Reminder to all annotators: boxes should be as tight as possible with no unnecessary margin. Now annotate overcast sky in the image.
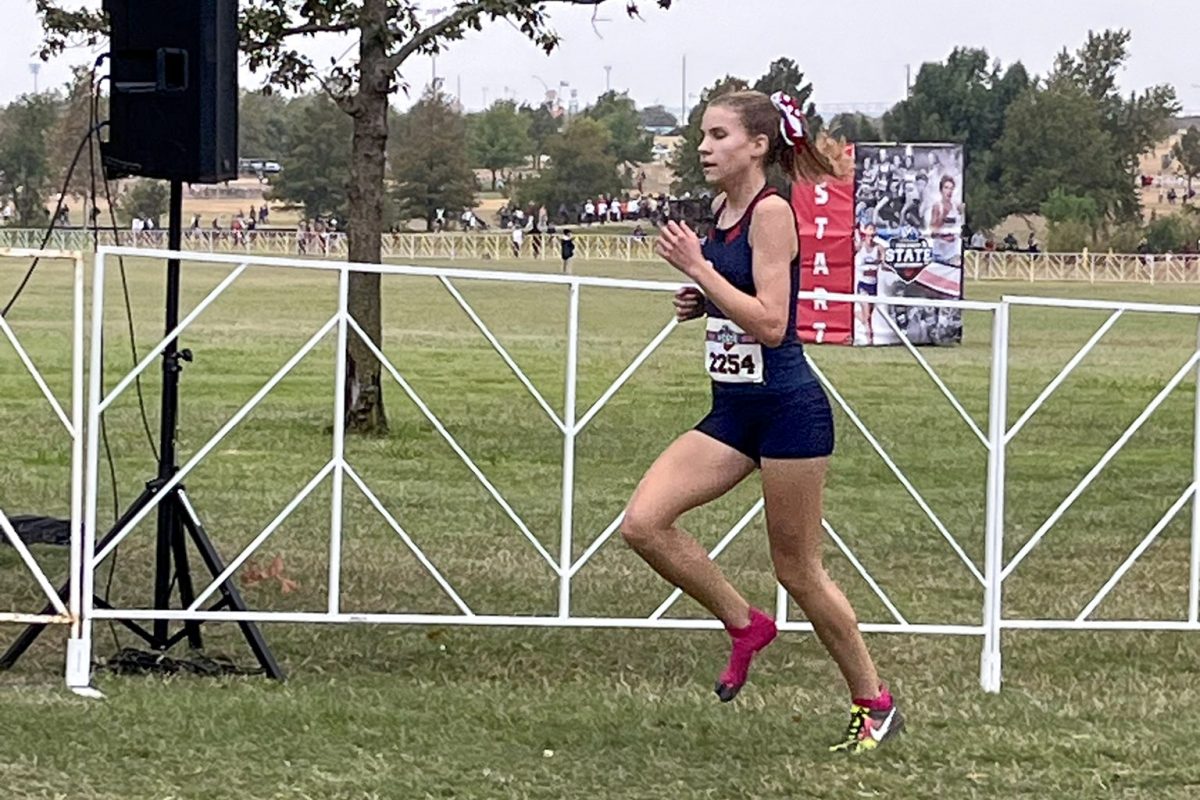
[4,0,1199,118]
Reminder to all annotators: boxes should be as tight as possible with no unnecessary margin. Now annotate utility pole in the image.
[604,65,612,93]
[681,54,687,124]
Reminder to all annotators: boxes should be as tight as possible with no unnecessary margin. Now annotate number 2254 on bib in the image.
[704,317,764,384]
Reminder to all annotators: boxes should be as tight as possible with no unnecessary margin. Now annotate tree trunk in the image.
[491,169,497,190]
[344,0,390,434]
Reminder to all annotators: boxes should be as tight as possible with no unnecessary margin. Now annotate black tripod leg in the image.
[166,497,204,650]
[92,597,156,645]
[153,490,175,647]
[176,491,285,681]
[0,487,159,671]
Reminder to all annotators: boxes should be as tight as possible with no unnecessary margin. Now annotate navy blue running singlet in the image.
[693,185,834,462]
[700,185,816,393]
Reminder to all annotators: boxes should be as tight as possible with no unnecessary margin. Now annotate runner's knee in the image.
[620,501,672,550]
[773,556,828,600]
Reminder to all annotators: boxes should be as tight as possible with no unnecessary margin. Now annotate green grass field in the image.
[3,253,1200,798]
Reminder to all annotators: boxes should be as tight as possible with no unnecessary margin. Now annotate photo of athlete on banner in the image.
[852,144,965,346]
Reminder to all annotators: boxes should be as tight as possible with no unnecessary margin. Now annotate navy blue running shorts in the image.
[694,381,835,463]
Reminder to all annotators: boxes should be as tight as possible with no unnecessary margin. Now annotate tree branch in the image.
[281,21,358,36]
[383,0,662,75]
[384,2,485,75]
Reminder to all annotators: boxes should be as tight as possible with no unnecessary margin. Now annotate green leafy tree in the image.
[392,88,477,231]
[1040,188,1102,229]
[0,92,60,226]
[998,79,1126,222]
[520,118,619,210]
[468,100,530,190]
[35,0,677,433]
[267,93,352,219]
[519,102,563,172]
[1144,213,1200,253]
[47,66,102,204]
[117,178,170,224]
[884,49,1027,153]
[1172,127,1200,195]
[669,75,748,194]
[883,48,1030,230]
[584,90,652,166]
[1050,30,1179,220]
[828,112,879,143]
[637,104,677,129]
[239,89,292,160]
[1039,188,1102,250]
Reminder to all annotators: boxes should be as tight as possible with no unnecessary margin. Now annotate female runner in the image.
[621,90,904,753]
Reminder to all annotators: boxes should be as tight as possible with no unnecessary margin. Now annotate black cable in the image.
[103,647,262,677]
[0,121,98,317]
[93,73,159,463]
[98,355,123,655]
[81,63,125,654]
[87,72,198,660]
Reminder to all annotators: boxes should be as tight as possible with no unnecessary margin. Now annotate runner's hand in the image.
[673,286,705,322]
[655,221,706,277]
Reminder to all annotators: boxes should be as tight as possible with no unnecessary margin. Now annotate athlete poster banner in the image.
[792,151,856,346]
[852,144,965,346]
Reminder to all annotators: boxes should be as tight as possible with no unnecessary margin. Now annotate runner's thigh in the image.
[625,430,756,528]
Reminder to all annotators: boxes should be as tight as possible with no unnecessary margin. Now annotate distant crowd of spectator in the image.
[966,229,1041,253]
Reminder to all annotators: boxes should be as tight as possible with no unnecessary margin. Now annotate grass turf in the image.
[2,253,1200,798]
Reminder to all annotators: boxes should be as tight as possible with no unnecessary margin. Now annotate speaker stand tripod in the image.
[1,180,284,681]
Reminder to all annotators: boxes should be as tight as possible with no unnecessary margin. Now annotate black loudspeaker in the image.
[101,0,238,184]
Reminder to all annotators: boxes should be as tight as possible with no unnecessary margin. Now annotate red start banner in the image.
[791,154,856,345]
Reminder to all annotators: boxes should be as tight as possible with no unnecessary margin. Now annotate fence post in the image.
[74,250,110,694]
[64,253,90,692]
[558,282,581,619]
[327,266,350,615]
[1190,316,1200,625]
[980,301,1009,693]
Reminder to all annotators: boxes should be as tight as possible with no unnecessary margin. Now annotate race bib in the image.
[705,317,764,384]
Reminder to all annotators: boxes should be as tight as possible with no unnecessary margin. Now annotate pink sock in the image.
[716,608,777,696]
[852,686,893,712]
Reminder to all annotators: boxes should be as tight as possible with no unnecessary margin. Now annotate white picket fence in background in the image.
[1,230,1198,282]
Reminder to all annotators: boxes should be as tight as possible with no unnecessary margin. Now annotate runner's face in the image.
[698,105,764,186]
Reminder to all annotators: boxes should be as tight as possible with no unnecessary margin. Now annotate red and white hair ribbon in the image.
[770,91,807,150]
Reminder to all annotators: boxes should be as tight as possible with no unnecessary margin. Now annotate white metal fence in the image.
[3,245,1199,694]
[969,250,1200,284]
[0,229,659,263]
[0,250,86,649]
[2,229,1198,282]
[998,296,1200,642]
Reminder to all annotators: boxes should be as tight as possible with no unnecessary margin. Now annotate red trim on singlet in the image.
[714,185,777,244]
